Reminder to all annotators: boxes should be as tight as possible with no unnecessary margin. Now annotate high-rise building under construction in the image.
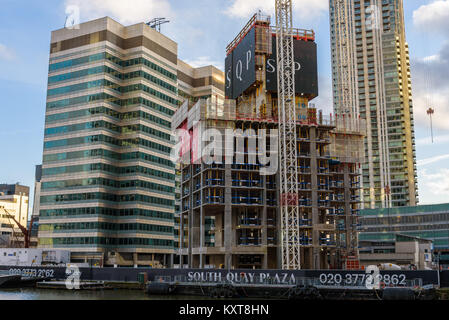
[329,0,418,209]
[173,13,365,270]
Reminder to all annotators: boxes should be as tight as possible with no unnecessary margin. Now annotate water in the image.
[0,288,206,300]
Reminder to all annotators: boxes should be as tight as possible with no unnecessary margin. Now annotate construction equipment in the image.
[427,108,435,143]
[0,206,33,248]
[275,0,300,270]
[147,18,170,33]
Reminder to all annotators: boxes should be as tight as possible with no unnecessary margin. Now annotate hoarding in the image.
[266,37,318,98]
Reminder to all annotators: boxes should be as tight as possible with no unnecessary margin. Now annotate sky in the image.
[0,0,448,212]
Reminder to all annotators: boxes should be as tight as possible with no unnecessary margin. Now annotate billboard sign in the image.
[266,37,318,98]
[226,31,318,99]
[225,27,256,99]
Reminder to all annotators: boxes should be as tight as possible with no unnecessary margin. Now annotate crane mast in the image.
[333,0,359,118]
[275,0,300,270]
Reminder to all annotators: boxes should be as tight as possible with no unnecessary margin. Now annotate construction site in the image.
[173,2,366,270]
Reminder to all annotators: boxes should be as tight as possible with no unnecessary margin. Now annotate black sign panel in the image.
[0,266,441,287]
[266,37,318,98]
[225,27,256,99]
[225,52,234,98]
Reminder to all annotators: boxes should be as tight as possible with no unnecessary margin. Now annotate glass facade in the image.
[360,204,449,250]
[39,17,225,267]
[39,21,179,266]
[329,0,418,209]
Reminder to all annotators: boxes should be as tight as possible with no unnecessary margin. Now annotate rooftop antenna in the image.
[147,18,170,33]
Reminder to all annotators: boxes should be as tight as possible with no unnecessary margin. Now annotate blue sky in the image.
[0,0,449,211]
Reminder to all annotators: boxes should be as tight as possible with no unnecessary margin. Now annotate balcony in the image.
[232,196,262,206]
[205,196,225,205]
[238,218,262,228]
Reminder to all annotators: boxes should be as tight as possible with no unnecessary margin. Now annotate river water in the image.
[0,288,206,300]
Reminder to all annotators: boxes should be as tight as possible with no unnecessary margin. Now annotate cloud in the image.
[411,2,449,131]
[312,75,333,115]
[183,56,224,71]
[411,43,449,131]
[224,0,328,22]
[0,44,15,61]
[65,0,173,25]
[416,134,449,146]
[413,0,449,35]
[419,168,449,196]
[417,154,449,166]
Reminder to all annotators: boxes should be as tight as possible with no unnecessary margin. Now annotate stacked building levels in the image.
[173,14,365,270]
[329,0,418,209]
[39,17,224,267]
[173,62,225,267]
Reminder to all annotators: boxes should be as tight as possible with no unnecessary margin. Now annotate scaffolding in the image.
[172,96,237,131]
[330,115,366,164]
[174,2,365,270]
[270,26,315,42]
[226,12,272,56]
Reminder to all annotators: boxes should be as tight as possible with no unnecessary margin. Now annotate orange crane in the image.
[0,206,33,248]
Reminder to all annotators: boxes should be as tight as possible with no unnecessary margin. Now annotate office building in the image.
[360,203,449,266]
[38,17,224,267]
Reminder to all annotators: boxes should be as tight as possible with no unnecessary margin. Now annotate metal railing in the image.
[270,27,315,41]
[226,13,271,55]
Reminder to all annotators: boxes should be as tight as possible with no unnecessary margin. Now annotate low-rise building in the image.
[0,184,30,248]
[360,203,449,267]
[359,234,433,270]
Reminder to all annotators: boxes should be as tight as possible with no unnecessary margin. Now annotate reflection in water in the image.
[0,288,207,300]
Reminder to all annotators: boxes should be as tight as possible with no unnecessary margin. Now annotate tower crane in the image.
[0,206,33,248]
[427,108,435,144]
[275,0,301,270]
